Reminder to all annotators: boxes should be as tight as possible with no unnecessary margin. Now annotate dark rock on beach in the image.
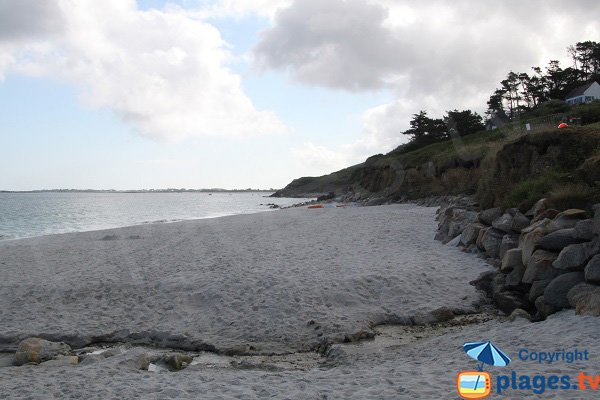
[536,228,585,251]
[499,234,519,260]
[553,237,600,270]
[573,219,595,241]
[15,338,72,366]
[523,249,559,284]
[478,208,502,226]
[476,227,505,259]
[585,255,600,284]
[568,283,600,316]
[492,213,514,233]
[460,222,485,246]
[544,272,586,309]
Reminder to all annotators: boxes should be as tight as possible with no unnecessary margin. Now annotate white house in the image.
[565,81,600,105]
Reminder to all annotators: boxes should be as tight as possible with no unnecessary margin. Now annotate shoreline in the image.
[0,192,316,242]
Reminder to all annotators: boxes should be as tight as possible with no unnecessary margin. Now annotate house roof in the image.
[565,81,599,99]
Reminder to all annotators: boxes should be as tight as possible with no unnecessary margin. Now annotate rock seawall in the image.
[436,199,600,320]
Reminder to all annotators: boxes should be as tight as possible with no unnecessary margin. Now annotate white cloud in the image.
[292,142,354,176]
[0,0,286,140]
[258,0,600,172]
[292,100,415,176]
[255,0,600,97]
[195,0,292,21]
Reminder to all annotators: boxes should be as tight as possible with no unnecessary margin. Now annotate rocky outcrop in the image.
[585,255,600,284]
[501,248,522,272]
[543,272,586,309]
[460,222,485,246]
[435,206,478,244]
[523,250,559,284]
[476,227,505,259]
[437,201,600,320]
[14,338,72,366]
[519,219,555,266]
[553,238,600,270]
[568,283,600,316]
[536,229,585,251]
[479,208,502,226]
[574,219,595,240]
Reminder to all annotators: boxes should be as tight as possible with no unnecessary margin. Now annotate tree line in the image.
[487,41,600,119]
[399,41,599,149]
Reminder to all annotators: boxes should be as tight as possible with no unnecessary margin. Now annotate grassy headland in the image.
[273,123,600,212]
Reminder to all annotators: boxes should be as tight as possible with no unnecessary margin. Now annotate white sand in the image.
[1,204,599,399]
[0,204,489,353]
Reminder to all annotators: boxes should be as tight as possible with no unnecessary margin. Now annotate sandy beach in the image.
[1,204,599,399]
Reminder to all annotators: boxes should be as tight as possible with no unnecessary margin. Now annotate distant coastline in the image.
[0,188,277,194]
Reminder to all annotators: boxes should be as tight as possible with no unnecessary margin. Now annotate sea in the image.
[0,192,312,241]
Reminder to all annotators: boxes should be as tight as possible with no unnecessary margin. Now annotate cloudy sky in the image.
[1,0,598,190]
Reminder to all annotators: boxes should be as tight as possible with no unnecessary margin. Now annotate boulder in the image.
[14,338,72,366]
[108,348,150,371]
[435,210,453,242]
[447,210,478,238]
[525,198,548,218]
[536,229,585,251]
[543,272,586,309]
[548,209,587,231]
[476,227,505,259]
[523,249,559,284]
[573,219,595,241]
[584,255,600,284]
[567,283,600,316]
[40,355,79,367]
[519,218,556,265]
[528,279,552,302]
[478,208,502,226]
[436,208,477,243]
[510,211,531,233]
[552,237,600,270]
[505,263,526,288]
[501,248,523,272]
[499,234,519,260]
[492,213,514,233]
[446,235,461,247]
[535,296,561,319]
[594,204,600,236]
[460,222,485,246]
[532,209,560,224]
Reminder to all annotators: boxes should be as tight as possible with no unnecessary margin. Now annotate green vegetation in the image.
[389,129,506,168]
[503,170,562,209]
[276,41,600,209]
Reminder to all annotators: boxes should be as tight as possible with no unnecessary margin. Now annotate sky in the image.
[1,0,599,190]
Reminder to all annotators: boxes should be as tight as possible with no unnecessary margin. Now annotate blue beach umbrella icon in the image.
[463,341,511,371]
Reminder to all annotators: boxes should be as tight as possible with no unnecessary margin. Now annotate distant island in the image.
[0,188,278,193]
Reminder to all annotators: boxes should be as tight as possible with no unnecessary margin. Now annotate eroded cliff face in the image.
[479,130,600,208]
[273,128,600,206]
